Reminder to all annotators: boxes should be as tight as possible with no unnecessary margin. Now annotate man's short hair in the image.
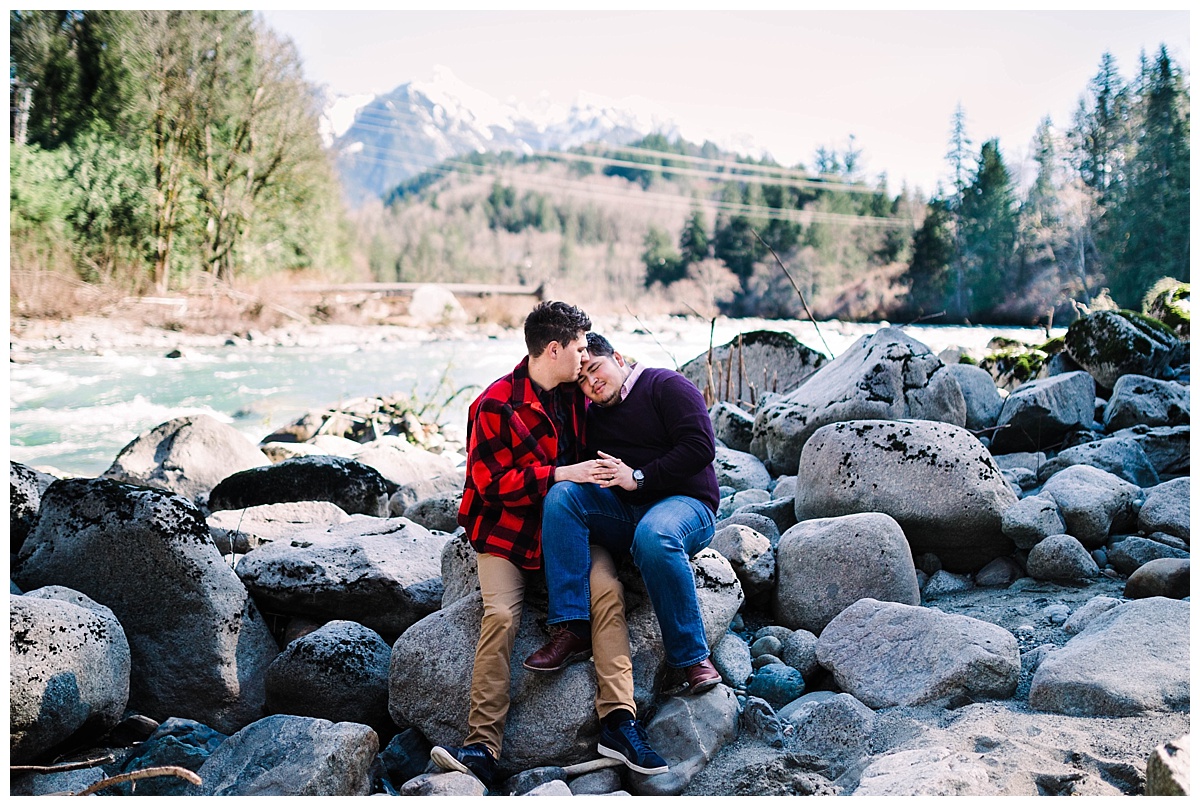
[524,301,591,357]
[585,332,615,358]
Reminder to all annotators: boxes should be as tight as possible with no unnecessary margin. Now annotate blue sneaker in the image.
[430,743,497,790]
[598,719,669,775]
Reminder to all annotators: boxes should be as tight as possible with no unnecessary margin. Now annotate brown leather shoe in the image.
[685,657,722,694]
[523,625,592,672]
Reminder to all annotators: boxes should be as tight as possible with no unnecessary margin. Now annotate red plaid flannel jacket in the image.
[457,356,586,570]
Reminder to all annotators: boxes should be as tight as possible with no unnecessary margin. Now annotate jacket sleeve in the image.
[641,373,716,487]
[467,397,555,508]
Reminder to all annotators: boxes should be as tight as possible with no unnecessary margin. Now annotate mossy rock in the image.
[1064,310,1184,389]
[977,348,1048,392]
[1142,280,1190,339]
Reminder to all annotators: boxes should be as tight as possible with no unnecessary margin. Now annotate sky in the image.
[262,6,1192,197]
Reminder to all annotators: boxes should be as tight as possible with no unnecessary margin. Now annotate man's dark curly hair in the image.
[585,332,615,358]
[524,301,591,357]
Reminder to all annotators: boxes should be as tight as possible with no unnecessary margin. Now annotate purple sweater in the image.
[585,367,720,513]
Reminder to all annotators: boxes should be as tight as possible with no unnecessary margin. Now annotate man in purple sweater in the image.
[524,332,723,711]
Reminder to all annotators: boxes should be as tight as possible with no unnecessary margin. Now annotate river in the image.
[9,317,1059,477]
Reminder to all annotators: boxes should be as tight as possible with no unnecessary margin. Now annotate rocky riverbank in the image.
[9,309,1190,796]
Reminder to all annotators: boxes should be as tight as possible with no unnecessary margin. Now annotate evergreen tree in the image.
[958,140,1018,320]
[641,225,684,287]
[1070,52,1128,203]
[903,197,955,317]
[677,207,710,269]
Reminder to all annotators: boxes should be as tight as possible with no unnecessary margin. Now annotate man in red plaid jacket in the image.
[431,301,667,788]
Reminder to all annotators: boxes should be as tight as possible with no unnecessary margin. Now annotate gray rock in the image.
[111,717,227,796]
[711,632,753,688]
[1036,437,1160,488]
[209,454,389,516]
[352,436,458,491]
[713,512,780,548]
[772,475,797,499]
[1064,310,1185,389]
[506,766,567,795]
[752,652,784,669]
[1146,734,1190,796]
[1062,596,1120,634]
[739,696,785,747]
[1040,465,1141,548]
[1110,424,1190,478]
[1145,531,1189,551]
[13,478,277,733]
[569,767,624,795]
[991,371,1096,453]
[753,624,794,643]
[103,414,269,506]
[236,516,450,639]
[403,491,463,533]
[992,451,1047,472]
[774,512,919,634]
[10,766,106,796]
[207,500,351,554]
[710,524,775,598]
[853,746,1001,796]
[1001,466,1037,492]
[1026,534,1099,581]
[710,401,755,453]
[195,714,378,795]
[750,634,784,658]
[730,488,771,509]
[439,533,481,607]
[816,598,1019,708]
[378,728,432,790]
[713,445,772,492]
[1001,495,1067,550]
[10,461,56,554]
[795,420,1017,572]
[9,591,130,762]
[747,663,806,708]
[734,496,798,536]
[785,692,876,777]
[945,363,1004,431]
[1125,559,1190,600]
[265,620,393,735]
[388,471,465,517]
[974,556,1023,587]
[1103,374,1190,431]
[524,779,573,795]
[780,629,820,680]
[402,771,487,796]
[1029,597,1189,716]
[680,329,826,408]
[1107,535,1190,576]
[1139,477,1190,540]
[408,284,468,325]
[921,570,975,598]
[750,327,966,475]
[630,686,741,796]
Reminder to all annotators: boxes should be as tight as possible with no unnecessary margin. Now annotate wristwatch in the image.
[633,469,645,490]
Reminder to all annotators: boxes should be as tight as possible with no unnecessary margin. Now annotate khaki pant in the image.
[466,546,635,759]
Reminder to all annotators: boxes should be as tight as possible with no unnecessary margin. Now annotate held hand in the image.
[556,459,607,485]
[596,451,636,491]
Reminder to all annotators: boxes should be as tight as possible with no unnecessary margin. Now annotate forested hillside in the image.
[9,10,1189,325]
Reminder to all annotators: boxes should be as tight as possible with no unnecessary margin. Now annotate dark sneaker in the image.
[430,743,497,790]
[685,657,722,694]
[523,624,592,672]
[598,719,669,775]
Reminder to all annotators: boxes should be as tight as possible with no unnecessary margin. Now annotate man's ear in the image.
[612,351,625,367]
[546,340,561,359]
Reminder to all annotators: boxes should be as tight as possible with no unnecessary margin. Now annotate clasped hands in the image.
[557,450,636,490]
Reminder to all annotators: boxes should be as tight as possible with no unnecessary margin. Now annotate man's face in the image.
[554,334,590,384]
[578,353,626,407]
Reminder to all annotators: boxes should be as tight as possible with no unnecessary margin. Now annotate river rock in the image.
[816,598,1019,708]
[1000,495,1066,550]
[853,745,1000,796]
[569,767,624,795]
[1064,310,1185,389]
[1062,596,1121,634]
[713,512,781,548]
[711,632,753,688]
[1028,596,1189,716]
[629,686,741,796]
[402,771,487,796]
[750,327,965,474]
[1106,535,1190,576]
[1125,558,1189,600]
[208,455,389,516]
[1039,465,1141,548]
[710,524,774,598]
[710,401,756,453]
[388,471,465,517]
[780,629,820,680]
[207,500,351,554]
[408,283,468,325]
[945,363,1004,431]
[13,478,277,733]
[110,717,227,796]
[733,496,798,536]
[795,420,1017,572]
[10,461,56,554]
[1103,375,1190,432]
[747,663,806,708]
[236,516,450,640]
[680,329,826,407]
[786,692,876,777]
[921,570,975,598]
[1110,424,1190,478]
[1025,534,1099,581]
[439,533,481,607]
[351,436,458,491]
[1146,734,1190,796]
[1036,436,1160,488]
[9,590,131,762]
[1139,477,1190,540]
[195,714,378,796]
[103,414,269,506]
[990,371,1096,453]
[265,620,393,736]
[993,451,1047,472]
[973,556,1024,587]
[713,445,772,492]
[403,491,463,533]
[774,512,920,634]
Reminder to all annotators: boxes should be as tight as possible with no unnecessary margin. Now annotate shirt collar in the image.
[619,362,645,402]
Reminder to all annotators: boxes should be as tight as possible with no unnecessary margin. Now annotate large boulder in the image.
[713,445,772,492]
[629,686,742,796]
[13,478,278,733]
[402,492,463,533]
[1139,477,1190,540]
[1001,495,1067,550]
[207,500,352,555]
[265,620,393,737]
[750,327,965,474]
[853,746,1002,796]
[1125,559,1190,600]
[1146,734,1191,796]
[990,371,1096,453]
[351,436,459,491]
[389,471,465,517]
[109,717,226,796]
[1039,465,1141,549]
[1143,280,1190,338]
[208,455,389,516]
[1025,534,1099,581]
[774,512,920,634]
[103,414,268,505]
[1035,436,1160,488]
[816,598,1019,708]
[1064,310,1185,389]
[10,461,56,555]
[1103,375,1190,432]
[944,363,1004,431]
[710,524,775,599]
[10,589,130,762]
[795,420,1018,572]
[408,283,468,326]
[1029,597,1189,716]
[679,329,826,408]
[710,402,755,453]
[195,714,378,796]
[236,517,450,640]
[1110,424,1190,479]
[1107,536,1190,576]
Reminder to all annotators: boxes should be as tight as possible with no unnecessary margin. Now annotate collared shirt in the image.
[619,361,646,402]
[457,357,587,570]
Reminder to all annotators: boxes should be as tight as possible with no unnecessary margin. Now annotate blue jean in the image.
[541,481,715,668]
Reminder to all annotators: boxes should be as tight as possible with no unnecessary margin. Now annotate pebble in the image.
[1043,604,1071,624]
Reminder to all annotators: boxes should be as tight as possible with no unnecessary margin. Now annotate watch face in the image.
[633,470,644,480]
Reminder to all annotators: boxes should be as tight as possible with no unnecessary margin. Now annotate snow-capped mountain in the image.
[326,66,760,206]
